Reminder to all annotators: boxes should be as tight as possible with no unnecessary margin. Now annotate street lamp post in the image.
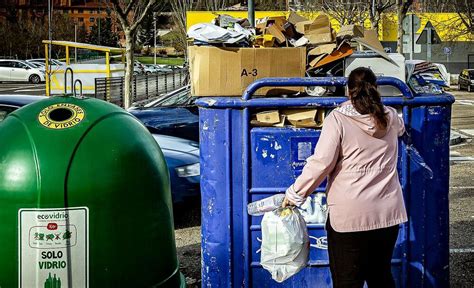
[154,12,157,66]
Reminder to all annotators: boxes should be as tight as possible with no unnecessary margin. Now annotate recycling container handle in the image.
[74,79,83,98]
[242,76,413,100]
[64,67,74,95]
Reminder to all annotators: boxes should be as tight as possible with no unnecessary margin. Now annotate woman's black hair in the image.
[347,67,388,130]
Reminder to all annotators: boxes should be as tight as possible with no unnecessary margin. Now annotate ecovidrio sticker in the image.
[18,207,89,288]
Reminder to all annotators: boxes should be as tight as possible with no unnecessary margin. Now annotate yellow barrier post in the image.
[106,51,111,101]
[65,45,70,65]
[44,44,50,96]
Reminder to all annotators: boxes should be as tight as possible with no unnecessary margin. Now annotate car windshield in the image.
[148,86,194,107]
[22,62,37,69]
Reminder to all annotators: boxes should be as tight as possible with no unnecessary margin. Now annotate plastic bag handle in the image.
[241,76,413,100]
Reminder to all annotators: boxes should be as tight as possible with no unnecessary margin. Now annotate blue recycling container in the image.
[196,77,454,288]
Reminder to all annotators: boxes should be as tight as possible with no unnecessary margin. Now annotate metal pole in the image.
[248,0,255,28]
[74,23,77,63]
[98,0,101,45]
[48,0,52,96]
[154,12,157,66]
[409,14,414,60]
[427,27,432,62]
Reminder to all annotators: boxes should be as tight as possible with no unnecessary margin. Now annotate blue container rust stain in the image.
[197,77,454,287]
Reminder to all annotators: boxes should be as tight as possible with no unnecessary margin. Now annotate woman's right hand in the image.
[282,196,296,208]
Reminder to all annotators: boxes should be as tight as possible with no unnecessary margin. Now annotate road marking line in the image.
[450,186,474,189]
[455,100,474,106]
[14,89,45,92]
[450,156,474,161]
[0,85,40,92]
[450,248,474,253]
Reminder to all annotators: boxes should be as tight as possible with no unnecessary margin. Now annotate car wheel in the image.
[29,74,41,84]
[146,71,151,75]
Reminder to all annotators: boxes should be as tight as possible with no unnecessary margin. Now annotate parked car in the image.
[23,61,46,73]
[144,64,158,75]
[0,95,200,203]
[0,59,45,83]
[27,58,64,66]
[133,61,145,75]
[459,69,474,92]
[129,85,199,142]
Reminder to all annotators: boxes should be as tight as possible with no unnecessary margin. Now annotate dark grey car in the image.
[459,69,474,92]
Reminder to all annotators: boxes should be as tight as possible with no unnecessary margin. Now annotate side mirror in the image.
[25,66,31,70]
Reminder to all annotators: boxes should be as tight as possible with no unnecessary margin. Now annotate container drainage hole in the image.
[49,108,73,122]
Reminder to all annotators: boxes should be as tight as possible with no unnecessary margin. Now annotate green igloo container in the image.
[0,96,185,287]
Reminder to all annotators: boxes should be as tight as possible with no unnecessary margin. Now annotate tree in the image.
[170,0,200,58]
[443,0,473,41]
[369,1,396,33]
[87,15,120,47]
[109,0,160,108]
[396,0,414,53]
[137,12,155,47]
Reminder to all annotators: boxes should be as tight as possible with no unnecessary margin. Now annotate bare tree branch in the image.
[130,0,158,32]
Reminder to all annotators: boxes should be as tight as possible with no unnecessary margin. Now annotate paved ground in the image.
[0,82,46,96]
[2,82,471,286]
[174,88,474,287]
[448,88,474,287]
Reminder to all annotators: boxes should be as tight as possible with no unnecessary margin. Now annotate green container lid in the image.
[0,96,185,287]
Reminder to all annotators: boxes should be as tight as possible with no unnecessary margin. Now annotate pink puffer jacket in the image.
[286,101,408,232]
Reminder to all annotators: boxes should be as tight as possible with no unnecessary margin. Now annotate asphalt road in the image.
[0,82,46,96]
[174,88,474,287]
[2,82,472,286]
[448,88,474,287]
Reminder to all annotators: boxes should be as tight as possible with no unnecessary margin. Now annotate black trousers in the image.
[326,217,399,288]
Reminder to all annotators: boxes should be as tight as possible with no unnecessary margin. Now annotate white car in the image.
[27,58,64,66]
[0,60,45,83]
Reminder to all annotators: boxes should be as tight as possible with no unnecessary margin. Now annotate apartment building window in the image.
[90,17,95,23]
[78,17,84,22]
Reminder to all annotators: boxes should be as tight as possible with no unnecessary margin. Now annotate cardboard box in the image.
[266,25,287,44]
[283,109,325,128]
[337,25,364,38]
[256,110,280,124]
[308,43,337,56]
[252,111,286,127]
[189,46,306,97]
[296,14,335,45]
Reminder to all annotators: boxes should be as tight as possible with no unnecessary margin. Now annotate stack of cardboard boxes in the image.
[188,12,407,128]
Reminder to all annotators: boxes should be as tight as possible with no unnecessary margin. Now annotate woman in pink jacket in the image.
[284,67,408,287]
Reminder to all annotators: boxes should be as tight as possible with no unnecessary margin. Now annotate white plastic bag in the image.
[299,193,327,224]
[260,208,309,283]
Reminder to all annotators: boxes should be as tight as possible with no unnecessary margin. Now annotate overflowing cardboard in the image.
[337,25,364,39]
[308,43,337,56]
[312,42,353,68]
[353,30,391,62]
[298,14,335,45]
[188,12,407,97]
[188,46,306,97]
[287,12,309,26]
[266,25,287,44]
